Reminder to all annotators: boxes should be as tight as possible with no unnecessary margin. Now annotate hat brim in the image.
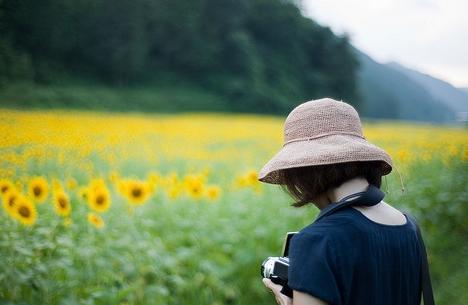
[258,134,393,185]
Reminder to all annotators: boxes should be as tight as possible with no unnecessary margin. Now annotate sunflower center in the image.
[58,197,67,208]
[8,196,17,207]
[1,185,9,193]
[18,206,31,218]
[33,186,42,196]
[96,195,105,205]
[132,188,142,198]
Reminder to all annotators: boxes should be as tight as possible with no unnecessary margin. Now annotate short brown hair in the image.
[279,161,384,207]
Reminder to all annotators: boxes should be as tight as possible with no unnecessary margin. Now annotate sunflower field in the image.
[0,108,467,305]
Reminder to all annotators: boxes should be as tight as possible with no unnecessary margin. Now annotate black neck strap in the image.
[315,184,385,222]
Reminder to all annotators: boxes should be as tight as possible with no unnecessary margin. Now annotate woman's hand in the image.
[263,278,293,305]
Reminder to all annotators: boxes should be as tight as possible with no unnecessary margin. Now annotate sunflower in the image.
[53,189,71,217]
[88,178,106,191]
[245,170,259,185]
[87,186,111,212]
[184,176,204,199]
[15,196,37,226]
[0,179,14,197]
[205,185,221,201]
[233,170,260,189]
[146,172,160,193]
[2,188,19,218]
[28,176,49,203]
[87,212,104,229]
[78,187,88,200]
[125,179,151,205]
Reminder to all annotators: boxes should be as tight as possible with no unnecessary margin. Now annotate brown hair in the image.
[279,161,384,207]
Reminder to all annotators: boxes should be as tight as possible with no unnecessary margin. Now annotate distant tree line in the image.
[0,0,360,113]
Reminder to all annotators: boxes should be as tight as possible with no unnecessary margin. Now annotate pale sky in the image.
[300,0,468,88]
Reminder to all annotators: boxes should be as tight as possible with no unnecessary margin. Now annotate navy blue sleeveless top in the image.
[288,206,422,305]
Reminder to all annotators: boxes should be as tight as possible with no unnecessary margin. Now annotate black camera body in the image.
[261,256,290,286]
[260,232,297,298]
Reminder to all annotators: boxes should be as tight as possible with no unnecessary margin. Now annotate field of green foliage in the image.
[0,109,467,305]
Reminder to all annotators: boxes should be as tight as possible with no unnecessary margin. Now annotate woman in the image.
[257,98,425,305]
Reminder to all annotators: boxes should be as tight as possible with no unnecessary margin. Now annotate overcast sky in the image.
[300,0,468,88]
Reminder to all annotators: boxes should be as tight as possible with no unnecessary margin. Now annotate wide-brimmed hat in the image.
[258,97,393,184]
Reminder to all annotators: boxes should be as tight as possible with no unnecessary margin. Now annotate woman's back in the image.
[287,205,422,305]
[257,99,430,304]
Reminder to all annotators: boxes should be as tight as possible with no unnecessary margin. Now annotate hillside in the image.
[354,50,455,123]
[387,62,468,115]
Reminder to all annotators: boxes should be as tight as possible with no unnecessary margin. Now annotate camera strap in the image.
[314,184,384,222]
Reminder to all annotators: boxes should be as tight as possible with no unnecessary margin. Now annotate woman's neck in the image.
[328,176,370,203]
[314,177,370,210]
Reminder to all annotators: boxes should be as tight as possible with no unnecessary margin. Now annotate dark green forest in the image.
[0,0,360,114]
[0,0,461,122]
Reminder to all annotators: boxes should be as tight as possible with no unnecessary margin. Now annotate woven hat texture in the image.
[258,97,393,184]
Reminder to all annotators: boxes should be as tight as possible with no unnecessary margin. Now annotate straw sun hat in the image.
[258,97,394,185]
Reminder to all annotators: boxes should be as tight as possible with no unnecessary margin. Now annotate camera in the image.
[261,232,297,298]
[261,256,290,286]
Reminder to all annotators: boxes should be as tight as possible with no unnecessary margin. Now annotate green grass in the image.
[0,82,230,114]
[1,157,467,305]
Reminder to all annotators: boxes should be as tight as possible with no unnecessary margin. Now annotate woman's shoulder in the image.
[298,207,362,238]
[291,211,359,258]
[289,212,361,273]
[294,206,421,254]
